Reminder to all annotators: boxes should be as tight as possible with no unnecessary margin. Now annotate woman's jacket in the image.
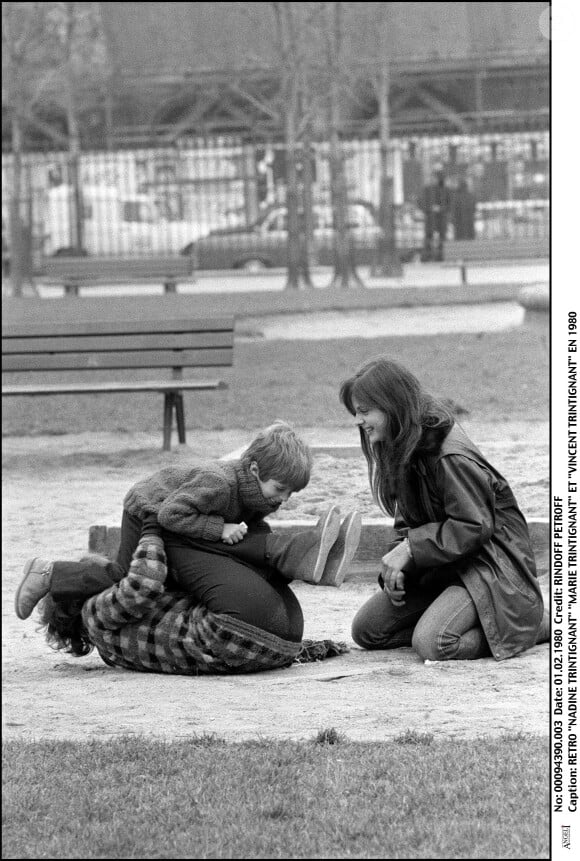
[395,423,543,660]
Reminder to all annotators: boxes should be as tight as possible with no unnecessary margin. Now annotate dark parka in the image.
[395,423,543,661]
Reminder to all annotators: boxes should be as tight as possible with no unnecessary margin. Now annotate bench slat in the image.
[446,251,548,261]
[43,256,192,269]
[446,246,547,257]
[43,276,190,288]
[2,317,233,339]
[2,380,227,396]
[3,348,233,372]
[444,238,548,262]
[42,256,193,278]
[42,269,192,281]
[3,331,234,355]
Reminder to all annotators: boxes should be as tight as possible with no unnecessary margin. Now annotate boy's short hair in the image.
[241,420,312,491]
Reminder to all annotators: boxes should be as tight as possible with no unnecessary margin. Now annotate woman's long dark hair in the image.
[340,357,454,515]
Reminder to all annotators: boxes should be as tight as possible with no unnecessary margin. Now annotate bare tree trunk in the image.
[374,62,402,277]
[103,79,114,152]
[300,131,315,276]
[285,111,305,289]
[278,2,312,290]
[295,85,314,287]
[243,143,260,225]
[326,2,364,289]
[65,3,84,253]
[68,149,84,253]
[9,111,24,297]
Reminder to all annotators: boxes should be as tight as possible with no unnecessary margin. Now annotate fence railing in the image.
[2,130,549,281]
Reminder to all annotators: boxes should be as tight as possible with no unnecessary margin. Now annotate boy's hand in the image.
[221,522,248,545]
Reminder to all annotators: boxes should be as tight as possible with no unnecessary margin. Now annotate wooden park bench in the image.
[443,236,549,286]
[2,317,234,451]
[41,254,195,297]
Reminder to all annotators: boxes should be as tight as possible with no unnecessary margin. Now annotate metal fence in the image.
[2,129,549,277]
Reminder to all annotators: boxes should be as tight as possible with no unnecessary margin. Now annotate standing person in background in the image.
[419,168,451,261]
[339,356,548,662]
[452,178,477,240]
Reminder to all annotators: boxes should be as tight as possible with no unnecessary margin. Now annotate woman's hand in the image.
[221,521,248,545]
[381,540,413,606]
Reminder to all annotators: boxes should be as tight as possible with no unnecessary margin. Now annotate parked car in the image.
[182,200,423,270]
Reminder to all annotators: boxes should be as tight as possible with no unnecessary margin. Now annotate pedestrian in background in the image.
[452,178,477,240]
[419,167,452,261]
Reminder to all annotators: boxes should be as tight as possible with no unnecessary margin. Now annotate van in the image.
[44,185,197,257]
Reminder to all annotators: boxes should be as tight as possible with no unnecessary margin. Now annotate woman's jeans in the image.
[351,581,491,661]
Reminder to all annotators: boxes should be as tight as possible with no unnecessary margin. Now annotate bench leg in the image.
[164,280,177,294]
[460,262,467,286]
[64,283,79,297]
[175,393,186,445]
[163,393,174,451]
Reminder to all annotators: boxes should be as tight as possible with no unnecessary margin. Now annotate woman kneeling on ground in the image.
[340,356,548,662]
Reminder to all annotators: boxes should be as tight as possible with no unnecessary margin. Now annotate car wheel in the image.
[241,258,267,272]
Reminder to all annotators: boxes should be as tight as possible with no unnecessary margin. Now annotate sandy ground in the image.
[2,419,549,743]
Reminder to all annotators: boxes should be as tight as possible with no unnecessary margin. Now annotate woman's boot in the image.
[265,506,341,583]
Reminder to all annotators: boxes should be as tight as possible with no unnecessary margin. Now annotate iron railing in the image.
[2,129,549,280]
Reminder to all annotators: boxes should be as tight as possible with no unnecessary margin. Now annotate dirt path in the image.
[2,421,549,742]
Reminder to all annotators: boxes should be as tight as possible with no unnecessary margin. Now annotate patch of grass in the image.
[2,733,549,859]
[2,325,548,438]
[313,726,345,745]
[393,729,435,745]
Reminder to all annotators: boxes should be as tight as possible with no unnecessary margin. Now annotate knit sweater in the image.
[122,459,280,542]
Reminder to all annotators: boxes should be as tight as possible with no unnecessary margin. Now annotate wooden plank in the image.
[456,248,544,255]
[454,250,547,261]
[2,317,234,339]
[42,275,189,286]
[446,251,545,261]
[43,272,192,282]
[2,347,233,372]
[44,255,192,266]
[444,238,548,261]
[2,380,227,396]
[446,243,545,254]
[451,238,543,246]
[3,331,234,355]
[43,257,192,275]
[43,266,192,279]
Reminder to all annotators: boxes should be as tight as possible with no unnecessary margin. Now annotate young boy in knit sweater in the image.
[122,419,310,548]
[16,421,363,625]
